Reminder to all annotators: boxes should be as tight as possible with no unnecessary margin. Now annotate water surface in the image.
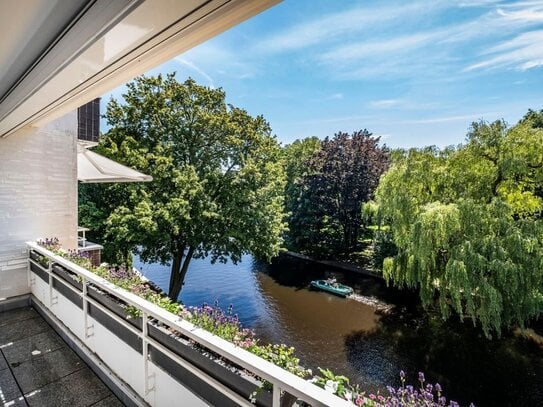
[134,254,543,406]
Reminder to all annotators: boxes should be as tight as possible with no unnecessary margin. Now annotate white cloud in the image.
[169,0,543,86]
[174,57,215,88]
[319,32,436,64]
[456,0,505,7]
[283,114,375,126]
[401,113,496,124]
[276,0,543,80]
[496,6,543,21]
[177,42,258,80]
[257,1,448,53]
[465,30,543,71]
[369,99,402,108]
[330,93,343,100]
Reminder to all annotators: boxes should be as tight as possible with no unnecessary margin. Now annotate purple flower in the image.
[400,370,405,379]
[435,383,442,393]
[418,372,425,383]
[424,390,434,401]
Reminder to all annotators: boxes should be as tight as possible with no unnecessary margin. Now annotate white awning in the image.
[77,145,152,183]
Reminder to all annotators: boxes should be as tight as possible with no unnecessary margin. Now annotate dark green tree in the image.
[289,131,390,257]
[81,74,286,300]
[375,111,543,336]
[282,137,321,249]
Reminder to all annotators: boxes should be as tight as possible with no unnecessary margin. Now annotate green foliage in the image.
[283,137,321,249]
[80,74,287,300]
[249,343,310,379]
[312,367,352,398]
[287,131,390,257]
[375,111,543,336]
[371,229,397,271]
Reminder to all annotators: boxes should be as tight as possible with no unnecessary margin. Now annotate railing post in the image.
[82,276,94,339]
[27,250,35,287]
[273,384,281,407]
[48,258,57,306]
[142,311,154,396]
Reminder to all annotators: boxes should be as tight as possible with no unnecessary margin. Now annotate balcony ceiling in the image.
[0,0,280,138]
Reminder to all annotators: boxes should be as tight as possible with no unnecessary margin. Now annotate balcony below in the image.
[0,306,123,407]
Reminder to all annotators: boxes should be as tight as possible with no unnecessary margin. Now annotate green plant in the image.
[249,343,310,379]
[312,367,353,399]
[372,229,397,271]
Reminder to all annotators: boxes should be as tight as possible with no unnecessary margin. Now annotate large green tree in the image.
[282,137,321,249]
[288,131,390,257]
[81,74,286,300]
[375,111,543,336]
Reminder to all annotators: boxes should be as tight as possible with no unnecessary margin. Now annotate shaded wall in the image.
[0,112,77,300]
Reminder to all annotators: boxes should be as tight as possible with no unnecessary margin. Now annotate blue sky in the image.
[102,0,543,148]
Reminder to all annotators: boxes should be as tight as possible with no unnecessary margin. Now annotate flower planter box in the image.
[148,342,241,407]
[52,277,83,309]
[87,301,143,353]
[148,322,272,407]
[87,285,143,330]
[29,260,49,284]
[52,264,83,291]
[30,250,49,268]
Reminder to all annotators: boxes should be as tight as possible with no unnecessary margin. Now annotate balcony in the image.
[17,242,351,406]
[0,306,122,406]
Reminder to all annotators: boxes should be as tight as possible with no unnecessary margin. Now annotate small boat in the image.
[310,279,353,297]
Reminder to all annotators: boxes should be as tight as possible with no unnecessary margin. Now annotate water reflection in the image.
[134,254,543,407]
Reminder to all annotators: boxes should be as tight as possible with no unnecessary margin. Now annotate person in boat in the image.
[327,277,339,287]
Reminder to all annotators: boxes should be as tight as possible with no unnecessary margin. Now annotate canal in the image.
[134,254,543,407]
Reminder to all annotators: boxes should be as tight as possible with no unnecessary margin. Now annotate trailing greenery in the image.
[285,131,390,257]
[374,110,543,337]
[80,74,287,301]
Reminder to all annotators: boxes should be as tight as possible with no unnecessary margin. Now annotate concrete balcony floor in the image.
[0,307,123,407]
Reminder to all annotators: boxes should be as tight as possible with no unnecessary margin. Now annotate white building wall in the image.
[0,112,77,300]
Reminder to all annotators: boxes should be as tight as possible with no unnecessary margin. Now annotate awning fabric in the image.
[77,145,152,183]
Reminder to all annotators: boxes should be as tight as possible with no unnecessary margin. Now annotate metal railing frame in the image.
[26,242,352,407]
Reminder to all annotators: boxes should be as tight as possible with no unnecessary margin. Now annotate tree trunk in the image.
[167,246,195,301]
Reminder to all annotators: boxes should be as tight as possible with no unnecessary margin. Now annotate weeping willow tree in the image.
[375,110,543,337]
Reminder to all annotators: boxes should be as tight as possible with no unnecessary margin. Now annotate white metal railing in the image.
[26,242,352,407]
